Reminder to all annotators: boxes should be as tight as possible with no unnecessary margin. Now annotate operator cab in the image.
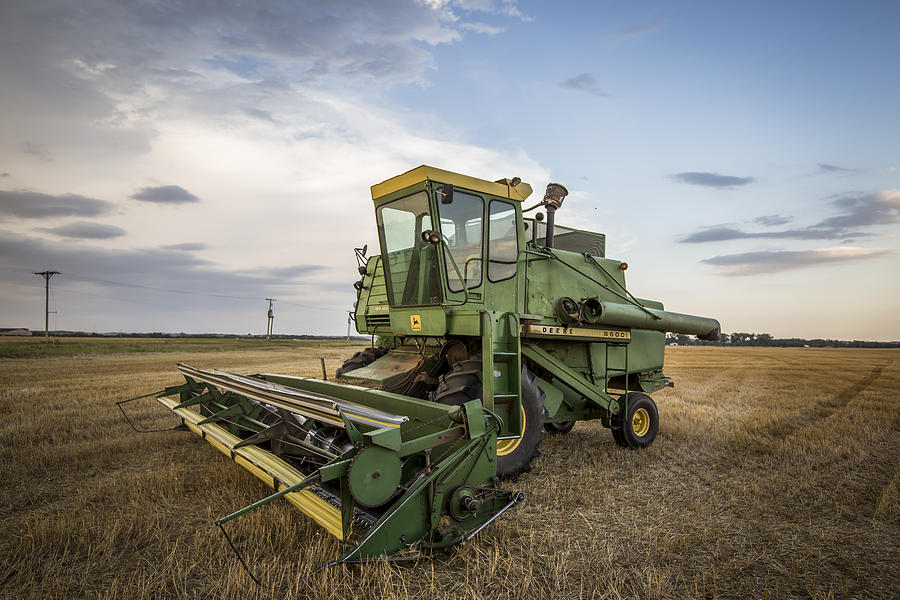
[372,166,530,315]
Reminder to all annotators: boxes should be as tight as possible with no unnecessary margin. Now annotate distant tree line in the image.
[43,330,368,341]
[36,330,899,348]
[665,332,900,348]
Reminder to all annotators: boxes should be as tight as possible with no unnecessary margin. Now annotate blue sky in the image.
[0,1,898,339]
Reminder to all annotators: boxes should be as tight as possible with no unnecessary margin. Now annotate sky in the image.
[0,0,898,340]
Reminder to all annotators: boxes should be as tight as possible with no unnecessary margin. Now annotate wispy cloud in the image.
[0,229,334,302]
[818,163,859,174]
[560,73,610,97]
[682,190,900,243]
[702,246,895,276]
[452,0,531,21]
[459,22,505,35]
[243,108,275,122]
[163,242,207,251]
[0,190,113,219]
[21,141,51,161]
[817,190,899,229]
[681,226,846,243]
[36,221,126,239]
[268,265,328,279]
[615,21,664,38]
[671,172,755,189]
[755,214,791,227]
[131,185,200,205]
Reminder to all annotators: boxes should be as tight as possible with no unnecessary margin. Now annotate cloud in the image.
[0,230,344,323]
[0,1,542,334]
[818,163,858,174]
[682,190,900,243]
[0,228,332,293]
[671,172,755,188]
[21,141,51,161]
[36,221,127,239]
[268,265,327,279]
[560,73,610,97]
[243,108,275,122]
[0,1,527,174]
[459,22,505,35]
[755,214,791,227]
[0,190,114,218]
[682,227,757,243]
[130,185,200,204]
[816,190,899,229]
[702,246,896,276]
[451,0,530,20]
[163,242,207,251]
[615,22,664,38]
[681,226,853,243]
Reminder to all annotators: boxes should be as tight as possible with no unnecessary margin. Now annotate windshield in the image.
[437,189,484,292]
[376,191,442,307]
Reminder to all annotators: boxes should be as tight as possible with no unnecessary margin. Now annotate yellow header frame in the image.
[371,165,533,202]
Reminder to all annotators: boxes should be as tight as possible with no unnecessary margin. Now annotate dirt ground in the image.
[1,344,897,599]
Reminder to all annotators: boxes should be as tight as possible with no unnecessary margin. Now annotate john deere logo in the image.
[410,315,422,331]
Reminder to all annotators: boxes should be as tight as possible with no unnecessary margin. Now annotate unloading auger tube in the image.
[582,300,721,341]
[124,362,522,564]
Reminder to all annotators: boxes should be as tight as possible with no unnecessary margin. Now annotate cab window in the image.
[488,200,518,281]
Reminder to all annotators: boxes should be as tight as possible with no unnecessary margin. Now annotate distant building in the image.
[0,328,32,336]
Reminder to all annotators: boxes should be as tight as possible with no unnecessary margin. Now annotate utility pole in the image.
[347,311,352,340]
[33,271,60,340]
[265,298,276,339]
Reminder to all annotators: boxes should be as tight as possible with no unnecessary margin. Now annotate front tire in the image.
[430,359,547,478]
[612,392,659,449]
[335,346,387,378]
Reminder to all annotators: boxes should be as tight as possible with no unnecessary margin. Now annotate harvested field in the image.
[1,343,897,599]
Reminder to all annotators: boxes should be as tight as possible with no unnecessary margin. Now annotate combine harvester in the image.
[130,166,719,565]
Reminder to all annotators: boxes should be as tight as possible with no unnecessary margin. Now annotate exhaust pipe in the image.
[542,183,568,248]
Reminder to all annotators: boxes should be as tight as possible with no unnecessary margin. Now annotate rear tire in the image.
[335,346,387,378]
[430,359,547,478]
[615,392,659,449]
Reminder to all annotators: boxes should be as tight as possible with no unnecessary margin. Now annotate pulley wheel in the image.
[347,446,402,508]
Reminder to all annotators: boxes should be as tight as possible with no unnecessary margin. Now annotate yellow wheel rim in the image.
[497,404,526,456]
[632,407,650,437]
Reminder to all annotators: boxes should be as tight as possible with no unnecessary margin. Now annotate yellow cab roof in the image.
[370,165,533,202]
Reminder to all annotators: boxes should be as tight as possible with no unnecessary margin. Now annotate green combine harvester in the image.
[132,166,720,565]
